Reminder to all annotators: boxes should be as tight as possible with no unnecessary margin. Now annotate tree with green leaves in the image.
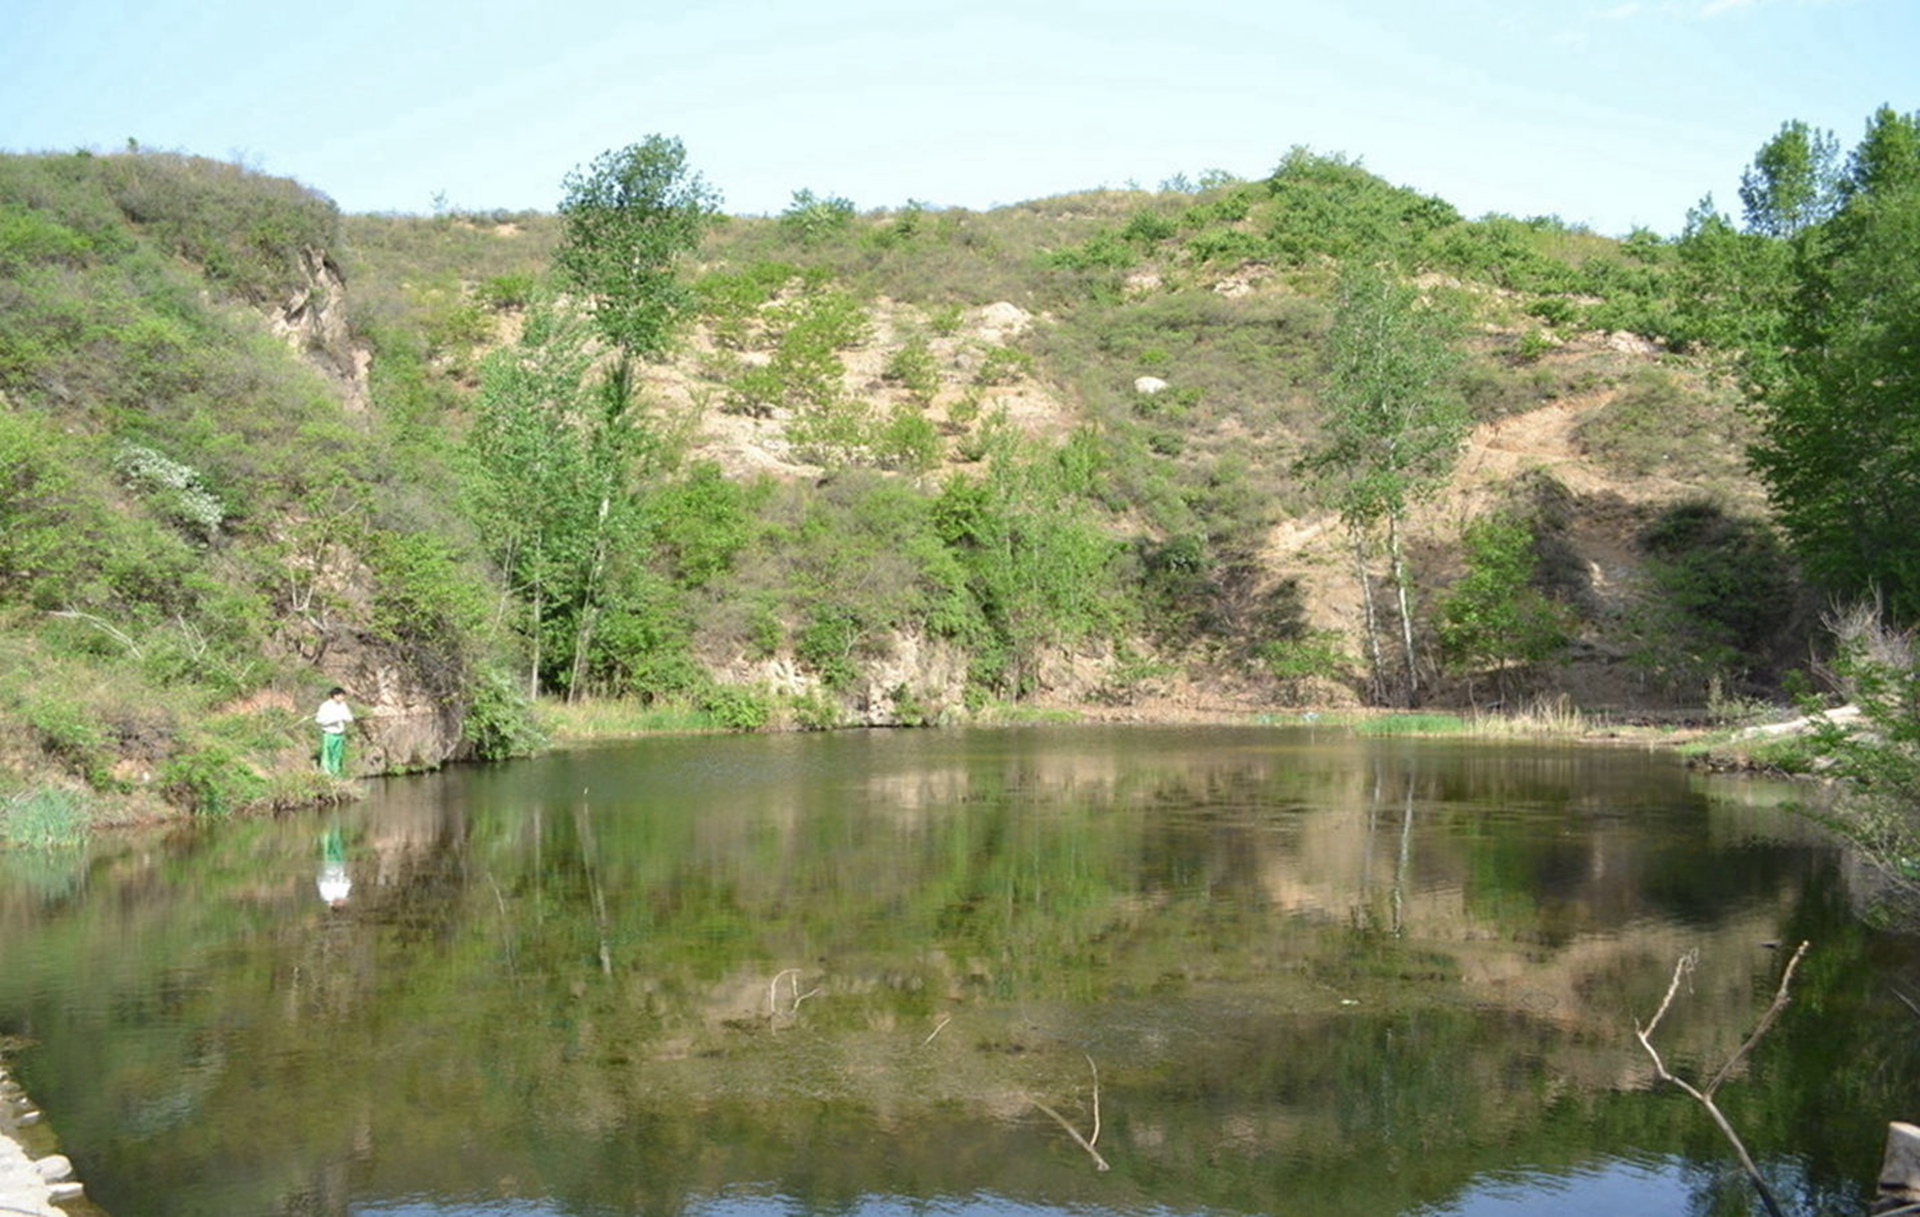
[540,137,715,698]
[464,303,596,698]
[1670,196,1793,365]
[1437,512,1569,704]
[1306,264,1468,704]
[1747,106,1920,621]
[554,136,720,361]
[1738,120,1840,238]
[934,422,1126,698]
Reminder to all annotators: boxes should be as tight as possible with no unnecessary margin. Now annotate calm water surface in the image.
[3,725,1917,1217]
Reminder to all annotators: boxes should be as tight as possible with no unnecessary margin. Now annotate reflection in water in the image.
[0,726,1915,1217]
[317,824,352,908]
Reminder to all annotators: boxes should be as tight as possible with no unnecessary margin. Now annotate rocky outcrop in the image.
[269,246,370,414]
[316,630,471,773]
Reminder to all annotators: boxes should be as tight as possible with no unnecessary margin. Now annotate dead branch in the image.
[922,1014,952,1045]
[1023,1053,1110,1171]
[1635,941,1809,1217]
[768,968,820,1027]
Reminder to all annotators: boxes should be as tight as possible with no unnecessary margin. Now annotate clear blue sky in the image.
[3,0,1911,236]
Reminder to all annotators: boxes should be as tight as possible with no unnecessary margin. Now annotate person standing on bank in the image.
[315,687,354,776]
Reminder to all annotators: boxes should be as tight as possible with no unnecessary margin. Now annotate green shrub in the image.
[1627,500,1802,693]
[883,333,940,402]
[973,344,1032,386]
[22,693,113,787]
[1257,630,1353,701]
[873,406,941,472]
[797,609,861,689]
[701,684,772,730]
[159,740,268,816]
[98,151,341,301]
[1527,297,1577,327]
[462,667,547,760]
[780,189,857,245]
[1264,148,1460,267]
[476,272,538,310]
[787,690,841,730]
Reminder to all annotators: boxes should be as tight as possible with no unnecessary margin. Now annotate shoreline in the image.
[0,1059,88,1216]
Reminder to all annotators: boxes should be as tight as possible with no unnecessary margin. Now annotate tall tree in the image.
[1307,265,1468,704]
[1747,107,1920,620]
[464,304,596,698]
[1738,120,1840,238]
[546,137,717,697]
[555,135,720,361]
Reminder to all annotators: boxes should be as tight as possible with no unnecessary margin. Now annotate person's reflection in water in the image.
[318,823,352,909]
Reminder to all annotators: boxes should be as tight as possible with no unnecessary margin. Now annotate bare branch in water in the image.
[1023,1054,1110,1171]
[1635,942,1809,1217]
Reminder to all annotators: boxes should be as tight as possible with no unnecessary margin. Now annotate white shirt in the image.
[315,698,354,734]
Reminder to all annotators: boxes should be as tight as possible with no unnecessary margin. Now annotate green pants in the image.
[320,731,347,776]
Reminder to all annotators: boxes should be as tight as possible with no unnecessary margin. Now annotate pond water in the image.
[2,725,1917,1217]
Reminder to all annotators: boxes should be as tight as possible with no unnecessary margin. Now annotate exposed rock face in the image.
[270,247,371,413]
[313,628,471,774]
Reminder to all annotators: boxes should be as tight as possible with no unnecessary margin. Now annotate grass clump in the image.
[0,787,91,849]
[1354,713,1471,736]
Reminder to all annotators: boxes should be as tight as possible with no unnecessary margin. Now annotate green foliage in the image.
[365,528,485,687]
[646,462,761,587]
[157,739,267,817]
[1257,629,1353,702]
[1746,107,1920,619]
[1739,120,1840,237]
[555,135,720,359]
[700,684,773,730]
[0,788,91,849]
[476,272,538,310]
[1044,228,1139,272]
[1307,265,1467,529]
[20,691,113,788]
[871,405,942,473]
[1263,148,1460,267]
[882,332,940,402]
[933,427,1128,697]
[1668,197,1793,357]
[462,667,548,760]
[753,472,979,687]
[93,151,340,301]
[1798,607,1920,916]
[694,259,798,349]
[780,189,857,245]
[796,609,861,689]
[1437,512,1570,697]
[973,343,1033,386]
[717,273,870,441]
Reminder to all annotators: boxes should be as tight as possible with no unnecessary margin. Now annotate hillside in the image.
[0,146,1807,831]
